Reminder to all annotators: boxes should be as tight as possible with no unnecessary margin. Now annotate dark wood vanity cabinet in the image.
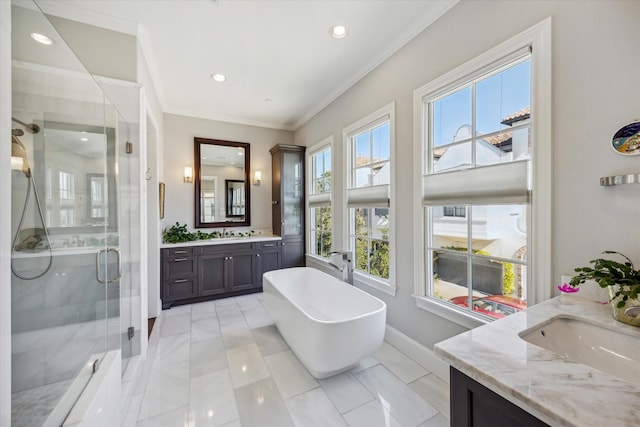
[254,240,281,286]
[161,241,281,308]
[450,367,549,427]
[270,144,305,268]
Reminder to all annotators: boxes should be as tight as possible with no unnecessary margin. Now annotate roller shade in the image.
[308,192,331,208]
[347,185,390,208]
[422,160,530,205]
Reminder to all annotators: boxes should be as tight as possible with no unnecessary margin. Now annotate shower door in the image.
[10,2,126,426]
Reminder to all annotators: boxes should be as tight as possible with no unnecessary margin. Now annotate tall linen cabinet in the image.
[270,144,305,268]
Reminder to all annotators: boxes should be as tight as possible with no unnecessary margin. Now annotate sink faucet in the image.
[328,250,353,285]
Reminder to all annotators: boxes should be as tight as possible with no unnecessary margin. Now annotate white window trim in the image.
[343,102,397,297]
[412,18,552,327]
[306,135,333,262]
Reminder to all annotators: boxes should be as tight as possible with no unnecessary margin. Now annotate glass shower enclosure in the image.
[10,1,142,425]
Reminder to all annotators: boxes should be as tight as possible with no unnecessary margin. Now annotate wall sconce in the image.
[253,170,261,186]
[184,166,193,183]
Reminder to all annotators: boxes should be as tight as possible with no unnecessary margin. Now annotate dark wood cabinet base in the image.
[162,286,263,310]
[450,367,549,427]
[161,240,281,308]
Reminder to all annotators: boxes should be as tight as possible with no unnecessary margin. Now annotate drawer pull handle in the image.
[174,250,187,254]
[256,254,261,257]
[174,258,188,262]
[174,279,188,283]
[263,244,275,247]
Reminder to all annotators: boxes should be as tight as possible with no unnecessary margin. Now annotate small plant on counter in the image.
[163,222,256,243]
[568,251,640,307]
[163,222,196,243]
[568,251,640,327]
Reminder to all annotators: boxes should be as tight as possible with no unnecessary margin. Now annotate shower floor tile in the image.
[130,293,450,427]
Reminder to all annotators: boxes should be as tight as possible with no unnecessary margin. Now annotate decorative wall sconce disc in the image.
[611,121,640,156]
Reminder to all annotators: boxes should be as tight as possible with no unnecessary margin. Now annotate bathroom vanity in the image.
[160,236,281,309]
[436,296,640,427]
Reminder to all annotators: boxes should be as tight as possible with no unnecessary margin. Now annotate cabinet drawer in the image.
[163,278,197,301]
[201,243,251,255]
[163,247,197,257]
[253,241,280,251]
[163,256,197,279]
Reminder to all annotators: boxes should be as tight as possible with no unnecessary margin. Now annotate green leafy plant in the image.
[569,251,640,308]
[163,222,196,243]
[162,222,256,243]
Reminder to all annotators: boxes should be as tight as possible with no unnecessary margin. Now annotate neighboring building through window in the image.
[413,20,552,326]
[307,139,332,258]
[344,103,396,295]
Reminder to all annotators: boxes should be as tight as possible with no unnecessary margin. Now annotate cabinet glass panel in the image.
[283,151,302,236]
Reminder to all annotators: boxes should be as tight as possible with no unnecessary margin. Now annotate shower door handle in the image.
[96,247,122,284]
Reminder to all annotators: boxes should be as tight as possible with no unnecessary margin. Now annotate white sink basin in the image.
[519,315,640,384]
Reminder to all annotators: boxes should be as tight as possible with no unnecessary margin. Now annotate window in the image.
[201,176,216,222]
[307,138,332,258]
[344,103,396,295]
[443,206,466,218]
[59,171,74,200]
[413,20,551,327]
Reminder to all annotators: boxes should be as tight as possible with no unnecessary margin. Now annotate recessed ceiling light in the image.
[30,32,54,45]
[211,73,226,82]
[80,137,89,142]
[329,25,347,39]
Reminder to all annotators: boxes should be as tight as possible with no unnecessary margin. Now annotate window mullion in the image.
[466,206,473,312]
[471,83,477,168]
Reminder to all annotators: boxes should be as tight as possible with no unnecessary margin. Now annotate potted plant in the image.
[568,251,640,326]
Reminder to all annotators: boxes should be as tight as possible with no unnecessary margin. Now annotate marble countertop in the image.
[160,235,281,248]
[435,295,640,427]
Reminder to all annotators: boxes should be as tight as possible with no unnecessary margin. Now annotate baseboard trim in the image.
[384,324,450,383]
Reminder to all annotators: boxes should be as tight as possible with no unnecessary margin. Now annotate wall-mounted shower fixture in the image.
[11,129,53,280]
[12,116,40,134]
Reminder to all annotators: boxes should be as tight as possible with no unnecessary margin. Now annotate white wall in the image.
[0,2,11,424]
[162,113,294,232]
[294,0,640,348]
[137,38,164,322]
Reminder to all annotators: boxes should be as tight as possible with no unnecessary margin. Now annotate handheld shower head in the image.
[12,117,40,134]
[11,135,31,177]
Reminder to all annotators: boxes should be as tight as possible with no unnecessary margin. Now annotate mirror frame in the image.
[194,137,251,228]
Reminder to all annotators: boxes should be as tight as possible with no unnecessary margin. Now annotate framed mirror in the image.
[194,137,250,228]
[33,121,118,233]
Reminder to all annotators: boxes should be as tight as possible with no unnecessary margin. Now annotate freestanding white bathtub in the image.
[263,267,386,379]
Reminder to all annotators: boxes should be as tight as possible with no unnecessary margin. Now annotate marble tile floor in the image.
[125,293,450,427]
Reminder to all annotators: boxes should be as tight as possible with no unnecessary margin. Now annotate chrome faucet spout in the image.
[328,250,353,285]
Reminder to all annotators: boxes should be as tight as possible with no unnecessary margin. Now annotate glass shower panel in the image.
[10,2,119,425]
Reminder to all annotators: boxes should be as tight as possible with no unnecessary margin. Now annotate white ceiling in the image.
[44,0,457,130]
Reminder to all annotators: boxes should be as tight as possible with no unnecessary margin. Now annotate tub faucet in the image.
[328,250,353,285]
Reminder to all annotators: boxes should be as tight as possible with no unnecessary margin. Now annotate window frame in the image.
[412,19,552,328]
[306,136,333,260]
[343,102,397,296]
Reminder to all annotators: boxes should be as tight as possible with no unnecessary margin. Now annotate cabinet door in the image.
[255,250,280,286]
[272,152,283,236]
[281,151,304,238]
[228,252,254,292]
[199,254,227,296]
[281,238,305,268]
[450,368,549,427]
